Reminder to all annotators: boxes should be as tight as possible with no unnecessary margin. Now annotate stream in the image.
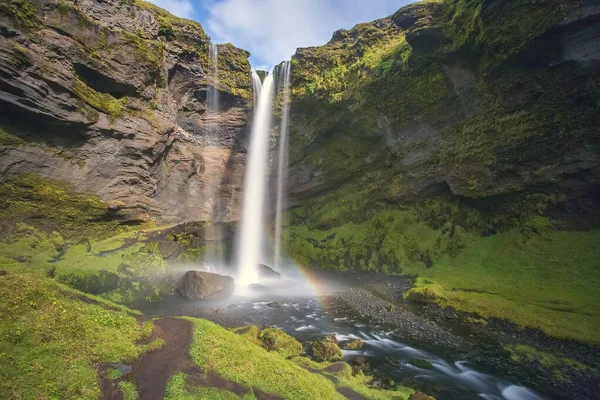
[139,273,546,400]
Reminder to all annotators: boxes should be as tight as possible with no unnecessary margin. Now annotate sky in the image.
[148,0,415,70]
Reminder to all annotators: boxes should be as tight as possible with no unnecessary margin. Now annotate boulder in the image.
[312,340,343,362]
[267,301,281,308]
[341,339,364,350]
[175,271,235,300]
[258,264,281,279]
[260,328,303,358]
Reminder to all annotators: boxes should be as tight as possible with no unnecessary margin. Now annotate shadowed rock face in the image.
[0,0,252,224]
[176,270,235,300]
[287,0,600,218]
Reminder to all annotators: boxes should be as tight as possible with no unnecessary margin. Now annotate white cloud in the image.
[202,0,413,69]
[147,0,194,18]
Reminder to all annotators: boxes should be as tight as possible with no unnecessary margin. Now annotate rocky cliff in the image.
[284,0,600,343]
[0,0,252,224]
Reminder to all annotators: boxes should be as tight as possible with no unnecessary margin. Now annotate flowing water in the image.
[273,62,291,271]
[237,71,275,285]
[141,274,545,400]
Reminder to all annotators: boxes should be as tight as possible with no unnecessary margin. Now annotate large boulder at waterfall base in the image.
[258,264,282,279]
[176,271,235,300]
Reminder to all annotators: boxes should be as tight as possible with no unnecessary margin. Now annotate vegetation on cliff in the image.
[285,0,600,345]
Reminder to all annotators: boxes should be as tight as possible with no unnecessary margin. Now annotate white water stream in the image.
[237,71,275,285]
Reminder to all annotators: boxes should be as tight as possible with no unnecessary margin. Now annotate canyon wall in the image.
[0,0,252,224]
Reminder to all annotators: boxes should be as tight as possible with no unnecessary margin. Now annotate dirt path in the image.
[132,318,194,400]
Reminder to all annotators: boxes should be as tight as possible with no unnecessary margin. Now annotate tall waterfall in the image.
[204,43,223,267]
[273,62,291,271]
[237,71,275,285]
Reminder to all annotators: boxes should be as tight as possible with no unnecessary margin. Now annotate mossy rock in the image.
[340,339,364,350]
[312,340,343,362]
[403,285,441,304]
[260,328,302,358]
[409,392,436,400]
[407,359,433,369]
[232,325,262,346]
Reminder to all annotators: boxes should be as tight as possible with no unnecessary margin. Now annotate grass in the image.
[505,344,597,383]
[188,318,416,399]
[402,229,600,344]
[165,372,255,400]
[187,318,344,399]
[285,204,600,345]
[0,258,153,399]
[120,381,139,400]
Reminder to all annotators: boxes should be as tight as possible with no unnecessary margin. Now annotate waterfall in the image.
[237,71,275,285]
[204,43,223,266]
[273,62,291,271]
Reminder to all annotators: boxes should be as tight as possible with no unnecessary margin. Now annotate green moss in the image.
[0,0,42,30]
[55,268,120,295]
[119,381,139,400]
[312,340,343,362]
[165,372,254,400]
[285,199,600,344]
[505,344,596,384]
[407,359,434,369]
[0,126,24,146]
[340,339,364,350]
[72,78,126,120]
[292,357,416,400]
[260,328,303,358]
[232,325,262,346]
[0,174,142,242]
[187,318,344,399]
[0,259,153,399]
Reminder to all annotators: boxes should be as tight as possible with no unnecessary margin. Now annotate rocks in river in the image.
[409,392,436,400]
[175,271,235,300]
[322,334,338,344]
[260,328,303,358]
[341,339,364,350]
[407,358,434,369]
[351,356,370,375]
[249,283,266,291]
[311,340,343,362]
[267,301,281,308]
[258,264,281,279]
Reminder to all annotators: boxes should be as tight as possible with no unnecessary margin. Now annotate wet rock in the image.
[312,340,343,362]
[409,392,436,400]
[322,334,338,344]
[341,339,364,350]
[249,283,266,291]
[267,301,281,308]
[258,264,281,279]
[175,271,235,300]
[108,362,132,377]
[351,356,370,375]
[407,358,434,369]
[258,264,282,279]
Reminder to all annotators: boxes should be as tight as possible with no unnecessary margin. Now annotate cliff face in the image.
[283,0,600,345]
[286,0,599,251]
[0,0,252,224]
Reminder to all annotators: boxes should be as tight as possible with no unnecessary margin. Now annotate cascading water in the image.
[203,42,224,268]
[237,71,275,285]
[273,62,291,271]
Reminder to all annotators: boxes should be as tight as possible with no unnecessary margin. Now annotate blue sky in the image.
[148,0,416,70]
